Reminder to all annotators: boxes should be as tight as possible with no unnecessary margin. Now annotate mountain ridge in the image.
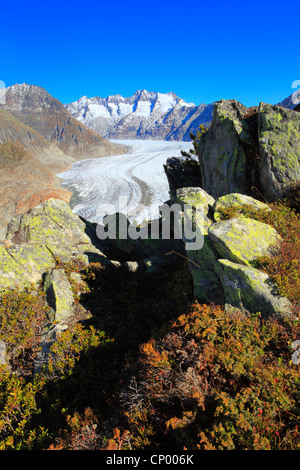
[65,89,215,141]
[66,88,300,142]
[0,83,125,158]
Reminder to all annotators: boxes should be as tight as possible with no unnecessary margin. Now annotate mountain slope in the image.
[0,108,75,237]
[0,84,125,158]
[66,90,215,141]
[277,89,300,110]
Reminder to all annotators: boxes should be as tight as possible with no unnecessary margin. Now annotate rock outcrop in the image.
[0,198,110,293]
[257,103,300,202]
[214,259,292,319]
[166,99,300,204]
[44,269,76,323]
[208,217,281,265]
[197,100,250,198]
[170,187,293,319]
[213,193,270,222]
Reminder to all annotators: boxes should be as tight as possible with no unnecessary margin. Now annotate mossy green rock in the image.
[6,198,91,246]
[7,244,55,283]
[0,198,109,292]
[213,193,270,222]
[0,244,31,291]
[174,187,221,302]
[197,100,249,198]
[44,269,75,323]
[258,103,300,201]
[208,217,281,265]
[215,259,293,319]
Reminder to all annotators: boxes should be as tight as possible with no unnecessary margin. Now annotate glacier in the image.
[58,140,192,225]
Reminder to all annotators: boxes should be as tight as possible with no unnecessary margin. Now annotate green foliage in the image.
[44,324,109,380]
[0,197,299,450]
[118,303,300,450]
[0,287,50,374]
[0,256,193,449]
[0,366,47,449]
[181,125,207,159]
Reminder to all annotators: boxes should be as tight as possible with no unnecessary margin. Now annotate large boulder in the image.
[0,198,109,292]
[44,269,75,323]
[214,259,293,319]
[163,157,202,195]
[257,103,300,201]
[97,212,186,260]
[213,193,270,222]
[173,187,222,303]
[197,100,250,198]
[171,188,292,317]
[194,99,300,203]
[208,217,281,266]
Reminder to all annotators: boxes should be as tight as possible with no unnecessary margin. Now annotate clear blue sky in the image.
[0,0,299,107]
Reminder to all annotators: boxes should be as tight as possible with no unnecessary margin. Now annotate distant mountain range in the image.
[65,90,215,141]
[65,88,300,142]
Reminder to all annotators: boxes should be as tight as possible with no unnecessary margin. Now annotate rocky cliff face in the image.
[167,99,300,203]
[65,90,215,141]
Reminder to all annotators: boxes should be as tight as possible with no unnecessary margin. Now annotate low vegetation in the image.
[0,193,299,450]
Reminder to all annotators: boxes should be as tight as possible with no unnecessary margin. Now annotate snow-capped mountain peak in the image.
[65,90,209,141]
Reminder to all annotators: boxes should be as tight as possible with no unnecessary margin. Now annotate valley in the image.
[58,139,192,225]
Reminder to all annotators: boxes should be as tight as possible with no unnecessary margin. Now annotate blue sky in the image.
[0,0,299,107]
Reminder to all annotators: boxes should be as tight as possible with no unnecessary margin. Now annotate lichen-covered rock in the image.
[44,269,75,323]
[214,259,293,319]
[0,244,31,291]
[175,187,215,210]
[193,100,300,204]
[213,193,270,222]
[6,198,91,246]
[174,187,221,302]
[0,198,109,292]
[208,217,281,266]
[258,103,300,201]
[175,186,215,228]
[197,100,250,198]
[7,243,55,284]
